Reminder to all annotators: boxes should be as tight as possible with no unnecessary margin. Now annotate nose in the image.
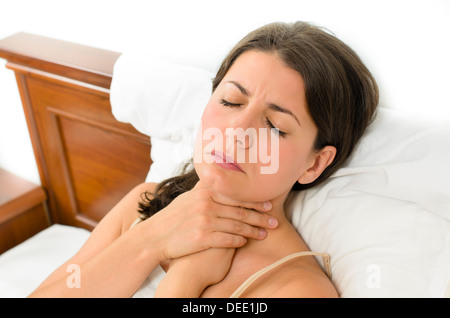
[225,108,258,150]
[225,127,255,150]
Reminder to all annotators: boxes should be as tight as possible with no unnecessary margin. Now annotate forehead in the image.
[222,50,306,102]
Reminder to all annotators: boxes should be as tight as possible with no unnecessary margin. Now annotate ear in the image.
[297,146,337,185]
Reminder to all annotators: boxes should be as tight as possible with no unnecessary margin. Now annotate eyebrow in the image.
[268,103,301,126]
[226,80,301,126]
[227,81,250,96]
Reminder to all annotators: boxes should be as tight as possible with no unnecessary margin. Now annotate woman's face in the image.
[194,50,329,203]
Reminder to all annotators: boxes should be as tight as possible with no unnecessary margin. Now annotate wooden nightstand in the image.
[0,168,50,254]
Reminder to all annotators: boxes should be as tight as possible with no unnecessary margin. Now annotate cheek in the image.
[193,101,226,165]
[277,146,302,179]
[258,135,304,171]
[195,102,218,144]
[200,100,222,129]
[245,143,303,199]
[275,143,313,182]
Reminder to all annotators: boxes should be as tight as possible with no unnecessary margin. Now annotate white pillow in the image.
[110,56,450,297]
[286,108,450,297]
[111,52,213,140]
[110,53,213,182]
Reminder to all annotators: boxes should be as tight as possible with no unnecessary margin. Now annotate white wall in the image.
[1,0,449,185]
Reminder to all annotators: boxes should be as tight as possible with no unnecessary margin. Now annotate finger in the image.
[214,217,268,240]
[195,180,272,213]
[218,206,278,230]
[208,232,248,249]
[210,191,273,213]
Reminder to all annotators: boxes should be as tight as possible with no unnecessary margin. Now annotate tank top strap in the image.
[229,251,332,298]
[129,217,142,229]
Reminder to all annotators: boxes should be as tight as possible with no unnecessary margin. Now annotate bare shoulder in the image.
[87,182,159,237]
[269,264,339,298]
[116,182,159,231]
[243,258,339,298]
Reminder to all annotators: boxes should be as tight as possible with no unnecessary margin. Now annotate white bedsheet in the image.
[0,224,90,298]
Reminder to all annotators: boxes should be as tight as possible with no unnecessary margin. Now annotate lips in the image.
[211,150,244,172]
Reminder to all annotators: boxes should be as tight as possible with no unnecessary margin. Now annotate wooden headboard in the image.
[0,33,152,231]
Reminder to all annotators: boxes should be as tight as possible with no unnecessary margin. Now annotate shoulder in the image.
[243,257,338,298]
[117,182,159,231]
[126,182,159,203]
[268,264,339,298]
[128,181,159,196]
[88,182,159,236]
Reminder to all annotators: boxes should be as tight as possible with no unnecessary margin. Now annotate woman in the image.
[29,21,378,298]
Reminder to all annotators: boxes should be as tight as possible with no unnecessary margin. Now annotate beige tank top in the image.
[229,251,331,298]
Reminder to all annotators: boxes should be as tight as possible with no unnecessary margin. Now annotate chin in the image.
[195,162,279,204]
[194,161,252,201]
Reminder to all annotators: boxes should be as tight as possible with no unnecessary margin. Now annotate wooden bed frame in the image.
[0,33,152,231]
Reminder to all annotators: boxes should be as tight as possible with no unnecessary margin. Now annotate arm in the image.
[155,248,235,298]
[29,183,161,297]
[29,181,278,297]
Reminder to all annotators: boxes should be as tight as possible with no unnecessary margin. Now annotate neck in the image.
[238,190,302,256]
[263,189,291,225]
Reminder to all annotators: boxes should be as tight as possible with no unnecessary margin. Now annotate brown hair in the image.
[138,21,379,218]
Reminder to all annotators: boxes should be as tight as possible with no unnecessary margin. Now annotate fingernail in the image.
[268,217,278,228]
[263,201,272,211]
[259,229,267,238]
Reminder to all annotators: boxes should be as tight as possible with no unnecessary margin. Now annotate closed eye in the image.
[220,99,286,138]
[220,98,241,107]
[265,118,287,138]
